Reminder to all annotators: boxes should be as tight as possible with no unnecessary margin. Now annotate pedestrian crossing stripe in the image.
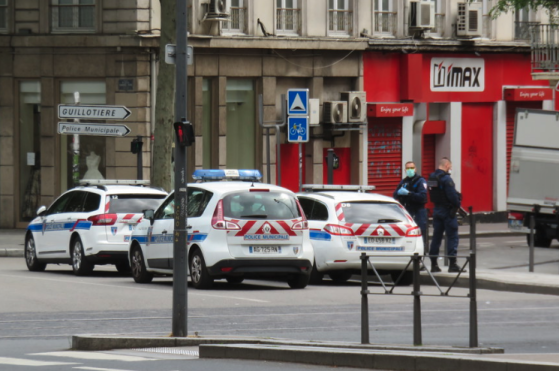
[0,356,78,366]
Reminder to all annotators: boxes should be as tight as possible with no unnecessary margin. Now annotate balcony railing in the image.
[530,23,559,73]
[328,9,353,34]
[276,7,301,34]
[515,21,539,40]
[223,6,246,33]
[374,11,396,35]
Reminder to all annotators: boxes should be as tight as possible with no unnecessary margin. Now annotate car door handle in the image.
[187,225,192,229]
[162,230,168,234]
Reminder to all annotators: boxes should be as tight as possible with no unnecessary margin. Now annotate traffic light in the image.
[130,138,143,154]
[173,120,195,147]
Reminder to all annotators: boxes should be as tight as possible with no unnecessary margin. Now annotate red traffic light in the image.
[173,121,195,147]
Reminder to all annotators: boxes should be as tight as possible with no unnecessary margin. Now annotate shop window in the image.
[0,0,8,32]
[514,7,537,40]
[276,0,300,35]
[19,81,41,222]
[373,0,395,35]
[52,0,95,32]
[426,0,444,37]
[60,81,106,191]
[329,0,353,35]
[223,0,246,34]
[226,79,255,169]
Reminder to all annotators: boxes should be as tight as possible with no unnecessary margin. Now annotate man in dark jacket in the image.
[393,161,428,247]
[428,157,462,273]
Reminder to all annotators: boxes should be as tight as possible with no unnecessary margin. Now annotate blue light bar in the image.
[192,169,262,181]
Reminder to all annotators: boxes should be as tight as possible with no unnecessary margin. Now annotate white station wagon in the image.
[297,185,424,285]
[128,169,314,289]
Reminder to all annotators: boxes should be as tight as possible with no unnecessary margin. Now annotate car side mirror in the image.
[143,209,155,225]
[36,206,47,217]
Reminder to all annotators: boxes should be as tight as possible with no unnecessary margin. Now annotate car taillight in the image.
[211,200,240,230]
[324,224,354,236]
[292,220,308,230]
[508,212,524,221]
[405,226,421,237]
[88,213,117,226]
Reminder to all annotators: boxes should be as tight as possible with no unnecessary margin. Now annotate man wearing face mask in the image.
[427,157,462,273]
[393,161,428,248]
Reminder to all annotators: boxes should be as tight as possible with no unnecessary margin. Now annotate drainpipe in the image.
[151,49,157,164]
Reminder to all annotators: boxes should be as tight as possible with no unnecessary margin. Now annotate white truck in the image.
[507,109,559,247]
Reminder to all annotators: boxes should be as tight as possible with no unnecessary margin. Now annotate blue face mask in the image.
[406,169,415,178]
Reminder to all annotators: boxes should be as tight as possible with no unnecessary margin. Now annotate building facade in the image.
[0,0,552,228]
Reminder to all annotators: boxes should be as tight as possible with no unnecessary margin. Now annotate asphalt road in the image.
[2,235,559,370]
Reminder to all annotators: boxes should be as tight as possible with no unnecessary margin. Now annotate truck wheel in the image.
[527,230,552,248]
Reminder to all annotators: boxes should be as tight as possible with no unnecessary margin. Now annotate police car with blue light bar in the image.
[128,169,314,289]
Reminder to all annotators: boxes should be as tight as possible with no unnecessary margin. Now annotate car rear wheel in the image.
[328,271,353,283]
[390,271,413,286]
[71,236,94,276]
[190,250,213,289]
[226,276,244,284]
[287,274,309,289]
[130,246,153,283]
[25,235,46,272]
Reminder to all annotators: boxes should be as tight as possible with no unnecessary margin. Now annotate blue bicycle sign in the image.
[287,116,309,143]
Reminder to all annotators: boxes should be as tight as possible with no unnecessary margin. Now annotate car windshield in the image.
[108,194,166,214]
[341,202,406,224]
[223,191,301,220]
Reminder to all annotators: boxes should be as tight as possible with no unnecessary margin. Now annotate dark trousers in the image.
[408,208,427,249]
[429,208,458,261]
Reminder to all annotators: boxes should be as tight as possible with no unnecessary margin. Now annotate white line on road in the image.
[0,356,78,366]
[31,351,155,362]
[74,367,135,371]
[0,273,269,303]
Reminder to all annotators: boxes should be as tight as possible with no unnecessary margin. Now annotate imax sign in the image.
[430,58,485,92]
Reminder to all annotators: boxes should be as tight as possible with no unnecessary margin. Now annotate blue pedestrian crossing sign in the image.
[288,116,309,143]
[287,89,309,116]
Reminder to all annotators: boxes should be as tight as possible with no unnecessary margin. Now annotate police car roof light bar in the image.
[79,179,151,186]
[192,169,263,182]
[301,184,376,192]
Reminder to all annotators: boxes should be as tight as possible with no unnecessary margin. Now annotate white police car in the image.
[128,169,314,289]
[297,185,424,285]
[25,180,167,276]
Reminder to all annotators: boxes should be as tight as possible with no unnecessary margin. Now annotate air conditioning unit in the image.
[340,91,366,123]
[457,2,483,37]
[409,0,435,29]
[206,0,230,19]
[323,101,348,124]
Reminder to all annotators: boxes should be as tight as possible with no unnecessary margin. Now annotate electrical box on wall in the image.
[309,98,320,125]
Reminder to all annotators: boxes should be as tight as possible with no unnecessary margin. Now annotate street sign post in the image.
[58,104,131,120]
[58,122,131,137]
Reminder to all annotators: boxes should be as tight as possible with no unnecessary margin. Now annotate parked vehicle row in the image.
[24,170,424,289]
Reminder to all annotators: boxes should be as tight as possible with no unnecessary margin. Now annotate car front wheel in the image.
[287,273,309,289]
[328,271,353,283]
[130,246,153,283]
[25,235,46,272]
[71,236,94,276]
[190,250,213,289]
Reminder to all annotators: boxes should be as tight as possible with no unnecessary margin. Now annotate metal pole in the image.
[172,0,188,338]
[413,253,422,346]
[136,136,143,180]
[276,125,281,185]
[529,213,535,273]
[299,143,303,192]
[469,206,475,254]
[266,128,271,183]
[72,92,80,186]
[327,149,334,185]
[360,253,369,344]
[469,249,478,347]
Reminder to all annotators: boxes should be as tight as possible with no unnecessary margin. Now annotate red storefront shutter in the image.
[367,118,402,196]
[505,101,541,192]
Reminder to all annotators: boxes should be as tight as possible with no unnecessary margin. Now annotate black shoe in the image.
[448,264,466,273]
[431,265,441,273]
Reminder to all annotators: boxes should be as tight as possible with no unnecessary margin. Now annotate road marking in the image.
[0,273,269,303]
[31,351,155,362]
[74,367,135,371]
[0,356,78,366]
[504,240,525,244]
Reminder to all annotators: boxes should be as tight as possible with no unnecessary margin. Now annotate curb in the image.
[199,343,556,371]
[0,249,23,257]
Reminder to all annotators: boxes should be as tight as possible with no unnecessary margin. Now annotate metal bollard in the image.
[529,213,535,273]
[469,206,476,254]
[360,253,369,344]
[412,253,422,346]
[469,250,478,347]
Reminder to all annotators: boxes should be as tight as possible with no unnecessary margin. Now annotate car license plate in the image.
[508,219,523,230]
[250,246,281,254]
[357,246,404,252]
[364,237,395,244]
